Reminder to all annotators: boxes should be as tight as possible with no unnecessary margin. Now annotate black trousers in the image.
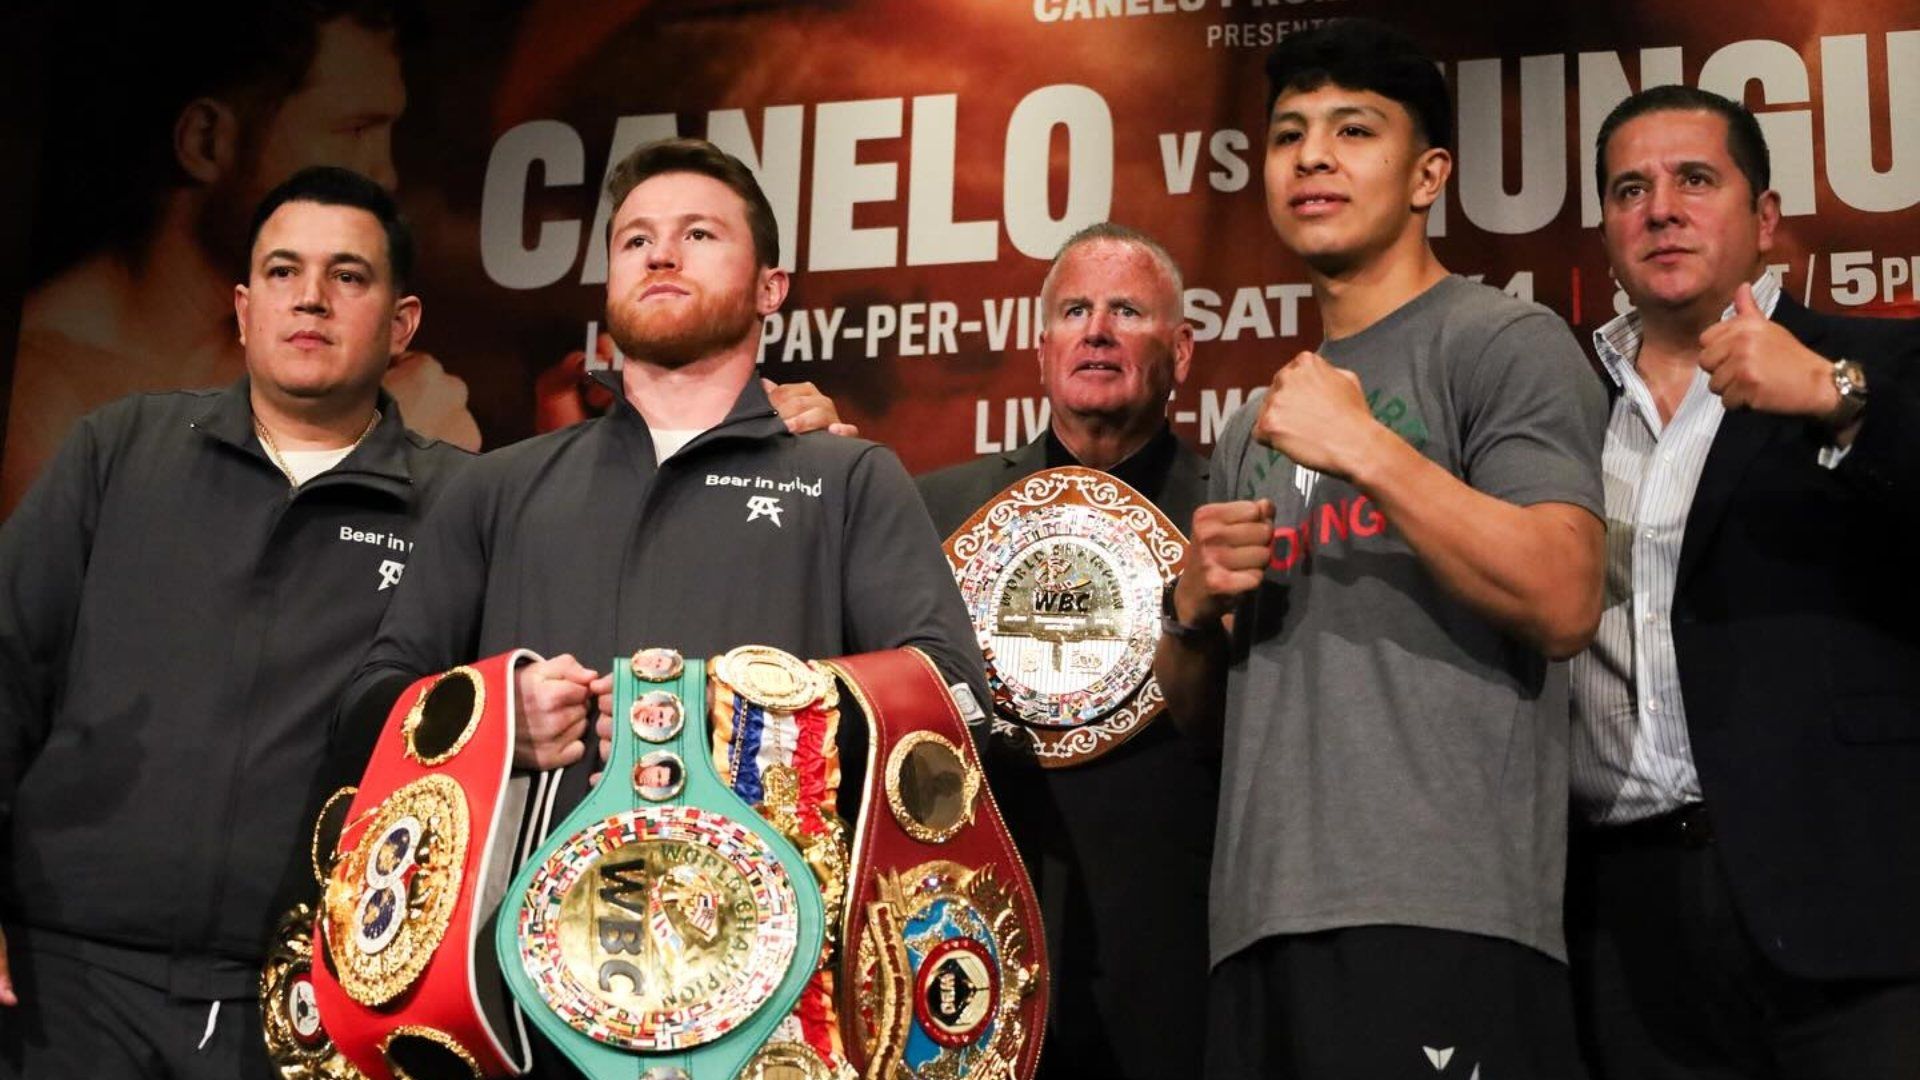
[0,939,269,1080]
[1205,925,1588,1080]
[1567,819,1920,1080]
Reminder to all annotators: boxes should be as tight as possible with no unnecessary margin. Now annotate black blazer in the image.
[1670,296,1920,979]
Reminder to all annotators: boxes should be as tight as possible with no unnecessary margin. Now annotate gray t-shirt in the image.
[1208,275,1606,965]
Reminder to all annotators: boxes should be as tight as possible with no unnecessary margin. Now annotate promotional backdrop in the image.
[3,0,1915,513]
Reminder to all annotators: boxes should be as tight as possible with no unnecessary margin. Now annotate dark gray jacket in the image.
[0,381,467,997]
[340,374,990,825]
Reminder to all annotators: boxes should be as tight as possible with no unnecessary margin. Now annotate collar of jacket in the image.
[591,365,787,450]
[190,376,417,496]
[1034,421,1188,488]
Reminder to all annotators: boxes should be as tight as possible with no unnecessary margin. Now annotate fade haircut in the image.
[1041,222,1187,318]
[603,138,781,269]
[1595,85,1771,205]
[1263,18,1453,153]
[246,165,415,292]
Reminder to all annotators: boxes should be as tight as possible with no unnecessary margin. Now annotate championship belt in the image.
[824,648,1048,1080]
[298,652,543,1080]
[944,466,1187,767]
[707,647,856,1080]
[262,898,363,1080]
[498,647,825,1080]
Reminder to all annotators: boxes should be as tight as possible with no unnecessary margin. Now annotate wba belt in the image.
[944,466,1188,768]
[498,647,824,1080]
[825,648,1049,1080]
[280,652,542,1080]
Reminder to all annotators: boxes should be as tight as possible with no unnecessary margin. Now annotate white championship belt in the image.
[943,466,1187,767]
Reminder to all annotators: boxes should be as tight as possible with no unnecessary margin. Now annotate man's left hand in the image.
[765,379,858,437]
[1251,350,1384,479]
[1698,283,1839,418]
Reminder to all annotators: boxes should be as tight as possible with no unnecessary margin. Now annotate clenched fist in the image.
[514,654,597,770]
[1172,499,1276,627]
[1252,351,1381,479]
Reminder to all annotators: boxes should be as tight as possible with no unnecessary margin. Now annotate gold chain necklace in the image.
[254,409,381,486]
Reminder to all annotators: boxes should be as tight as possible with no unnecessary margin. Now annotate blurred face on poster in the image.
[604,171,789,370]
[1037,240,1193,431]
[234,201,419,413]
[1600,109,1779,323]
[1262,84,1449,277]
[199,17,407,269]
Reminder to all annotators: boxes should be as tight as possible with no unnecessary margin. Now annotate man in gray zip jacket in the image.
[338,141,989,1078]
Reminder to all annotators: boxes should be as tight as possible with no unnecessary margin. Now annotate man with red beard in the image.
[339,141,988,1075]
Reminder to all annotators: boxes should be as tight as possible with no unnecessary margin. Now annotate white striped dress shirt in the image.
[1569,273,1781,825]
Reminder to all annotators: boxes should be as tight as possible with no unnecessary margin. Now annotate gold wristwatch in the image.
[1829,358,1868,428]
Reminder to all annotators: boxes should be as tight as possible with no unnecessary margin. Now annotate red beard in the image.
[606,276,760,369]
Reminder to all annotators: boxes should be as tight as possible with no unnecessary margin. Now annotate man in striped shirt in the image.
[1569,84,1920,1078]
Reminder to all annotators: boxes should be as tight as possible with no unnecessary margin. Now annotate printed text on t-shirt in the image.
[1270,495,1386,572]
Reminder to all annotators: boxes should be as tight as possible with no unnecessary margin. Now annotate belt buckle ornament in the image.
[514,804,803,1050]
[323,774,469,1007]
[852,862,1038,1079]
[945,466,1188,767]
[715,645,831,712]
[262,903,367,1079]
[884,732,981,846]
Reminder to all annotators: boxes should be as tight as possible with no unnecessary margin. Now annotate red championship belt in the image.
[823,649,1048,1079]
[306,652,544,1079]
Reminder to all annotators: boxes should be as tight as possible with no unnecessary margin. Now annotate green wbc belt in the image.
[497,648,825,1079]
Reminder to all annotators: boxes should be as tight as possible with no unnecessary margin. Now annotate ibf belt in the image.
[499,647,824,1080]
[823,648,1048,1079]
[302,652,542,1080]
[708,646,855,1080]
[945,466,1188,767]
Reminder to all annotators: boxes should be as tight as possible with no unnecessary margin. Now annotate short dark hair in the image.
[1594,85,1771,204]
[26,0,417,286]
[246,166,415,292]
[603,138,781,269]
[1264,18,1453,152]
